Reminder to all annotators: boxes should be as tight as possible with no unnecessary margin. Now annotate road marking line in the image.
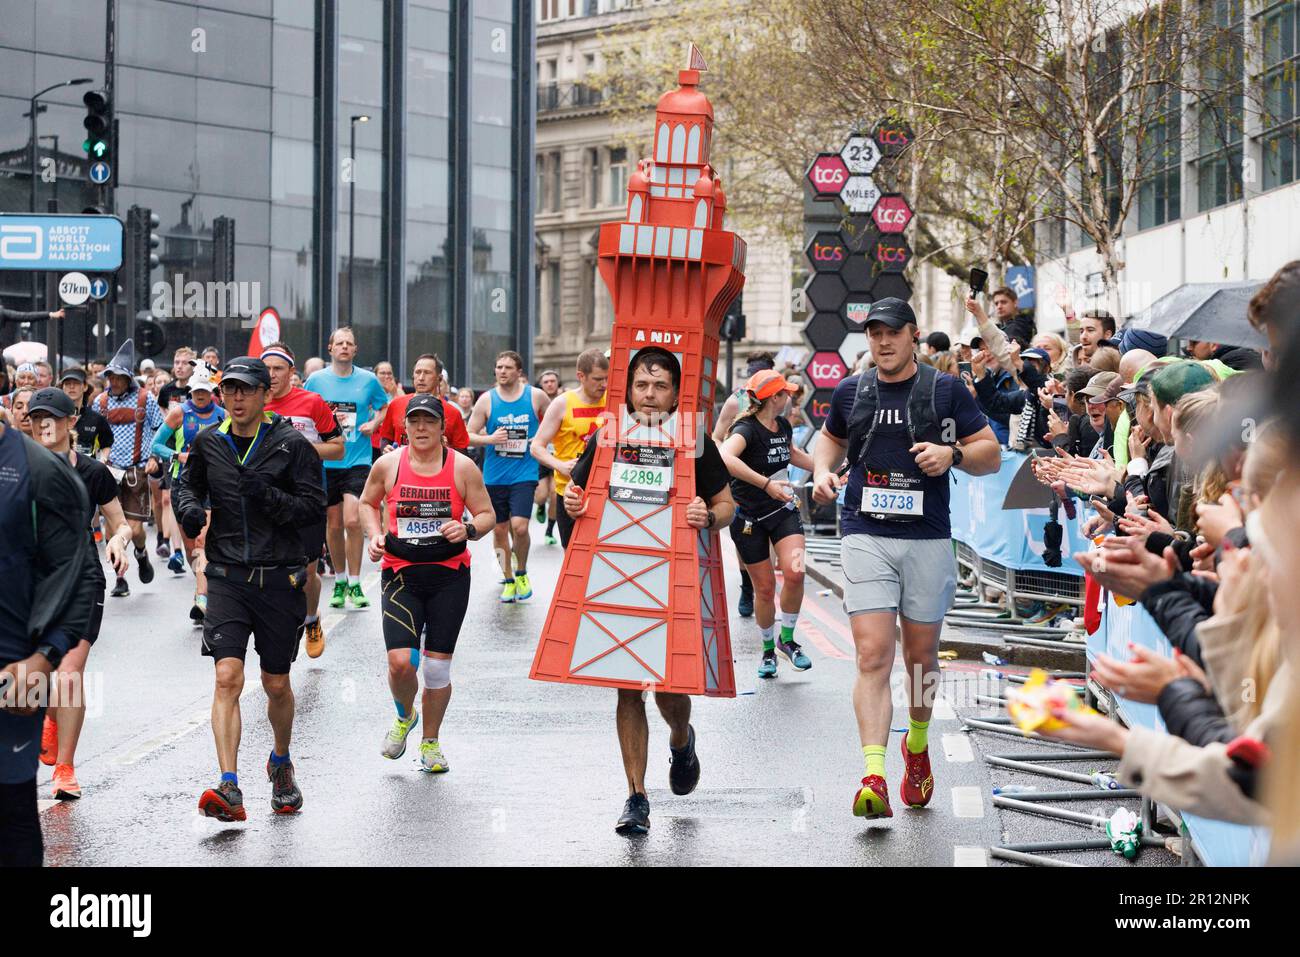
[796,617,851,660]
[799,592,856,657]
[951,786,984,818]
[932,693,956,721]
[953,846,988,867]
[942,733,974,763]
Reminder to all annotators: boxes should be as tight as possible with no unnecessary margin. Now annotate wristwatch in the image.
[706,509,717,529]
[465,522,480,541]
[949,444,964,468]
[34,643,64,669]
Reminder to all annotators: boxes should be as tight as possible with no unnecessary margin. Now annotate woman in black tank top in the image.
[718,371,818,679]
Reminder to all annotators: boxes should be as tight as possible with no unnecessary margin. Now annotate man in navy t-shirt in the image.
[812,298,999,822]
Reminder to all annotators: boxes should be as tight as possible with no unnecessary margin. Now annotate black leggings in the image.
[0,778,43,867]
[381,563,472,655]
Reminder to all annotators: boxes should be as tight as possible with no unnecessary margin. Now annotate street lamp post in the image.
[347,114,370,325]
[28,77,93,319]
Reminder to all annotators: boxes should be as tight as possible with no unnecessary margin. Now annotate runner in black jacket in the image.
[172,357,325,824]
[0,417,89,866]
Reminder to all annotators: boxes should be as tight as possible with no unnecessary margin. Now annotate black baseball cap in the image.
[27,387,77,418]
[405,393,445,420]
[864,297,917,330]
[58,367,87,384]
[221,356,271,390]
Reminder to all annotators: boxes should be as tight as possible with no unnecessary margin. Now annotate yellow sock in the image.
[862,745,887,778]
[906,717,930,754]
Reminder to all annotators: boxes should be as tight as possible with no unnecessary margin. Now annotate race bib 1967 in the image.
[498,425,529,458]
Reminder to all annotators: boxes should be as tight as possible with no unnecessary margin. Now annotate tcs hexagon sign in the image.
[870,234,912,273]
[804,387,838,429]
[805,350,849,390]
[804,230,847,273]
[840,134,882,175]
[805,153,849,197]
[872,117,914,157]
[804,312,849,351]
[872,193,914,234]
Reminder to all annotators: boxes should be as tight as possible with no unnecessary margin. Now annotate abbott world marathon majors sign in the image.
[799,120,917,429]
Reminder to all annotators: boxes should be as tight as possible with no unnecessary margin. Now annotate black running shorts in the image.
[202,577,307,675]
[380,563,471,656]
[728,507,804,566]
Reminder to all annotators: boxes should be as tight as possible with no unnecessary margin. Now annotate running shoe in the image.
[168,550,185,574]
[615,792,650,835]
[757,650,778,679]
[514,572,533,601]
[198,781,246,822]
[347,582,370,608]
[499,579,517,603]
[135,548,155,585]
[111,577,130,598]
[776,638,812,671]
[40,716,58,766]
[155,538,170,558]
[738,581,754,618]
[317,556,327,575]
[51,764,81,801]
[267,756,303,814]
[94,527,103,544]
[669,724,700,796]
[304,619,325,659]
[190,594,207,623]
[899,734,935,808]
[535,503,546,524]
[544,534,558,546]
[419,739,449,774]
[852,774,893,819]
[382,711,419,759]
[329,581,346,608]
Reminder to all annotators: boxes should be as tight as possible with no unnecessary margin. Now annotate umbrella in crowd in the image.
[1126,281,1267,349]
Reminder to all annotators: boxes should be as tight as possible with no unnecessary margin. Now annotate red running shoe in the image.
[852,774,893,819]
[899,734,935,808]
[40,716,58,766]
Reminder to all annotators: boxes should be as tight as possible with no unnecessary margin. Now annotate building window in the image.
[535,154,548,213]
[582,258,598,333]
[538,0,560,22]
[550,151,563,212]
[587,147,601,207]
[1137,85,1181,229]
[1196,0,1245,211]
[607,147,628,206]
[548,262,561,336]
[1260,0,1300,189]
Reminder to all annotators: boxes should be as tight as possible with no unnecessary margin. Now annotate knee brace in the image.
[421,655,452,689]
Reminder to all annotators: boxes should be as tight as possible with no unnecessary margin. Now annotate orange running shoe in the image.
[40,716,58,766]
[52,764,81,800]
[899,734,935,808]
[304,619,325,658]
[852,774,893,819]
[199,781,246,822]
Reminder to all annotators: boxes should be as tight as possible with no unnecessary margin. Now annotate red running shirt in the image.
[384,447,470,572]
[376,393,469,451]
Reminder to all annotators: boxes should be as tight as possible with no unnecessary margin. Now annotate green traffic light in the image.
[92,140,107,157]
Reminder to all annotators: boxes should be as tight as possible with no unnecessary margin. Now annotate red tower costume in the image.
[529,51,746,697]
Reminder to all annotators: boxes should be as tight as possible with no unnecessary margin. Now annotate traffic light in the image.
[126,205,161,320]
[721,293,746,341]
[81,90,111,162]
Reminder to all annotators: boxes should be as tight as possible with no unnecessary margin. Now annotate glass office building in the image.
[0,0,534,386]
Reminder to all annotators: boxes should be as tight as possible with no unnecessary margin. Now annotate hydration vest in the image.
[844,363,943,469]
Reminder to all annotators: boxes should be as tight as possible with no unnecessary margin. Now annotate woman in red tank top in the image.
[358,394,494,773]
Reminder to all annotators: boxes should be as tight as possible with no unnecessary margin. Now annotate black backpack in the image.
[844,362,944,469]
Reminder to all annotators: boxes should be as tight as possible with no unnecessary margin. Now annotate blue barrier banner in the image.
[0,214,123,272]
[950,451,1088,574]
[1094,596,1269,866]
